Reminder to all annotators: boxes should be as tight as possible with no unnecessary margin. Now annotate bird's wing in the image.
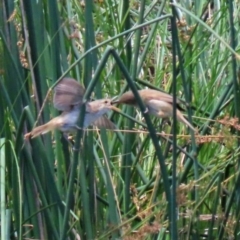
[53,77,85,111]
[116,90,178,105]
[92,116,116,129]
[141,89,184,110]
[141,89,173,103]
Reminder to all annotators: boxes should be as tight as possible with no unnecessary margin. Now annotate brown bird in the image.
[111,89,196,131]
[24,78,119,139]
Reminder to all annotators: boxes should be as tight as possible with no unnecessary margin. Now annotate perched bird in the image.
[111,89,196,131]
[24,78,119,139]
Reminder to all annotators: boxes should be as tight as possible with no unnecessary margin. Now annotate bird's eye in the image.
[104,100,108,104]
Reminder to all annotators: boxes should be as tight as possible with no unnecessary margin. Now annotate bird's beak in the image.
[110,96,120,111]
[111,96,119,104]
[109,105,121,112]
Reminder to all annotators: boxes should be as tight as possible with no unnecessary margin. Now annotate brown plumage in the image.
[53,77,85,111]
[24,78,118,139]
[112,89,196,131]
[24,116,65,139]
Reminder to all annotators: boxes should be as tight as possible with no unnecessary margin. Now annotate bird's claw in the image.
[144,107,149,114]
[72,146,79,151]
[75,125,82,130]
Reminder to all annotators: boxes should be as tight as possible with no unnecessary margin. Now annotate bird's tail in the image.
[177,110,196,132]
[24,118,59,139]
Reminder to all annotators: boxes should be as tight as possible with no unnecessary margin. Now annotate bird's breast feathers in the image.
[58,110,80,131]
